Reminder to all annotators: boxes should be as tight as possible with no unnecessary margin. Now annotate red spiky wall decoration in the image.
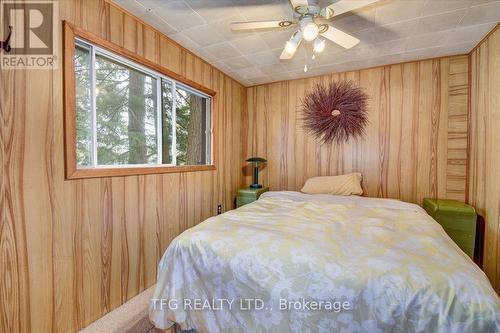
[301,81,369,144]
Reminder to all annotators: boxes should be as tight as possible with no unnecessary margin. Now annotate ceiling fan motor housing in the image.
[320,7,334,19]
[294,4,333,20]
[295,4,319,16]
[231,0,369,61]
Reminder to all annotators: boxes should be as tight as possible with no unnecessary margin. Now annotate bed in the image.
[149,191,500,332]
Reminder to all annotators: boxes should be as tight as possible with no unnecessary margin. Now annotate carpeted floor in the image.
[78,285,173,333]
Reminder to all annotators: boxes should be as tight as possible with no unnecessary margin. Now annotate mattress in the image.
[149,191,500,332]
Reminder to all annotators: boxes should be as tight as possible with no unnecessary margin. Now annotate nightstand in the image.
[423,198,477,259]
[236,187,269,208]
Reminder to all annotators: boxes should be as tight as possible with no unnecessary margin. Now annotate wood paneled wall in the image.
[0,0,496,331]
[244,56,470,205]
[0,1,245,332]
[469,25,500,293]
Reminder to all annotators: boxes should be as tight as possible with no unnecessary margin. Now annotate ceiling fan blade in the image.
[231,20,294,31]
[280,48,295,60]
[280,31,303,60]
[326,0,380,17]
[321,26,360,49]
[289,0,309,10]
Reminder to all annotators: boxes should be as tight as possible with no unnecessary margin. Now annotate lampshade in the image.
[246,157,267,163]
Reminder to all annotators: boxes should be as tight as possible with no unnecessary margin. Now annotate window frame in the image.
[64,22,216,179]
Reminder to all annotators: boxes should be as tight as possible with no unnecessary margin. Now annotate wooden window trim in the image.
[63,21,216,179]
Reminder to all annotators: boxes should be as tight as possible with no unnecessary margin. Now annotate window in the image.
[75,39,211,168]
[64,22,215,179]
[161,80,211,166]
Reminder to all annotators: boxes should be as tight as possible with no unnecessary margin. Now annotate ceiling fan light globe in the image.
[313,38,326,53]
[302,22,319,41]
[285,41,298,54]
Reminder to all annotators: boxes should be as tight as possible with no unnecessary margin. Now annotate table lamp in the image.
[246,157,267,188]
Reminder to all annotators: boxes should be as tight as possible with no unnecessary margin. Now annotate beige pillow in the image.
[301,173,363,196]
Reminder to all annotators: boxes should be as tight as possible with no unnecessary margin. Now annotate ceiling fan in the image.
[231,0,380,62]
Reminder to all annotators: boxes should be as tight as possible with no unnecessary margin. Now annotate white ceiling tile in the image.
[369,53,404,67]
[405,30,451,51]
[233,76,253,86]
[230,34,269,54]
[274,46,311,69]
[221,56,253,69]
[211,14,256,41]
[181,24,227,47]
[282,57,310,70]
[320,41,347,56]
[355,19,419,44]
[315,43,360,65]
[245,49,281,66]
[269,46,287,57]
[287,69,313,80]
[328,61,365,74]
[115,0,148,13]
[238,67,266,79]
[249,76,274,85]
[211,61,233,73]
[468,0,500,5]
[434,41,478,56]
[155,1,206,30]
[169,32,201,51]
[280,58,312,72]
[239,1,294,21]
[336,46,376,63]
[257,63,288,74]
[369,38,407,56]
[202,42,242,60]
[331,6,377,33]
[148,14,179,35]
[459,1,500,26]
[267,71,292,82]
[374,0,426,26]
[185,0,241,23]
[136,0,176,10]
[416,9,467,34]
[259,29,296,49]
[421,0,473,17]
[400,47,441,62]
[114,0,498,85]
[189,47,212,61]
[313,54,342,67]
[445,22,497,45]
[114,0,179,34]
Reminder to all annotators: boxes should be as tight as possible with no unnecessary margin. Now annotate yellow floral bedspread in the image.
[149,191,500,332]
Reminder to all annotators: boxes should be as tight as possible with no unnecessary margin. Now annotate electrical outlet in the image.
[217,204,222,215]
